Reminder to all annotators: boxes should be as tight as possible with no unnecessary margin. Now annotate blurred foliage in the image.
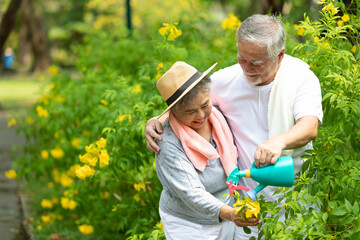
[5,0,360,239]
[2,0,325,68]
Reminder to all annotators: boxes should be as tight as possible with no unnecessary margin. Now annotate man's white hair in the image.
[236,14,286,60]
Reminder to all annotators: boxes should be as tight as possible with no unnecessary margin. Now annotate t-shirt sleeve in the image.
[210,72,220,108]
[293,70,323,123]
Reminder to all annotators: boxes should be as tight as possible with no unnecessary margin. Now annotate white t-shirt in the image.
[210,55,323,202]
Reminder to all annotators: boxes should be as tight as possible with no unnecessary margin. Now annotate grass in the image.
[0,72,43,112]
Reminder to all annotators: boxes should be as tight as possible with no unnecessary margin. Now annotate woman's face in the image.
[172,90,212,131]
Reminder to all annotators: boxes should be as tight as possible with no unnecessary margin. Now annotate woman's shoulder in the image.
[157,119,181,148]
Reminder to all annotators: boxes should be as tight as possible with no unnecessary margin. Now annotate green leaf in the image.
[345,199,353,213]
[243,226,251,234]
[330,207,347,216]
[220,193,230,199]
[322,212,328,222]
[353,201,359,215]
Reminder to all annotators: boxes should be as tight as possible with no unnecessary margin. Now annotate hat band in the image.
[166,71,202,106]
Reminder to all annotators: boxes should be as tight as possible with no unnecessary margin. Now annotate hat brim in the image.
[157,62,217,120]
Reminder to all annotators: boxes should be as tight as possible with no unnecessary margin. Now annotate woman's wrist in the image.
[219,205,234,222]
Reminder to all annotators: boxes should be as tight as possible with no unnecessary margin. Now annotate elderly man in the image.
[145,14,323,238]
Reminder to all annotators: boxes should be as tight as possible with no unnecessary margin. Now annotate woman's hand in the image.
[233,209,259,227]
[145,117,163,153]
[219,205,259,227]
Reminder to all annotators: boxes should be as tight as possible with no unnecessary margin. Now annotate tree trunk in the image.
[18,13,32,69]
[21,0,50,72]
[0,0,22,56]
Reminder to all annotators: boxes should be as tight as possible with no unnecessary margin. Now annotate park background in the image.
[1,0,359,239]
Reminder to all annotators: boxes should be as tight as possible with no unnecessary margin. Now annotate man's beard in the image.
[245,74,263,86]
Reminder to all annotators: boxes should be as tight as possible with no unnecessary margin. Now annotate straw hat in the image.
[156,61,217,119]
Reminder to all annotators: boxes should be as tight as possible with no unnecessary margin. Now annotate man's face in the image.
[237,40,284,86]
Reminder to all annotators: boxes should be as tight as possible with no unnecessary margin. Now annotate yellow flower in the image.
[85,144,100,155]
[96,137,106,149]
[79,152,98,166]
[244,199,260,218]
[48,182,54,188]
[75,165,95,180]
[351,45,356,53]
[5,169,17,179]
[158,23,182,39]
[36,106,49,118]
[322,3,338,14]
[41,215,52,224]
[60,174,74,187]
[153,161,156,168]
[134,183,146,191]
[222,13,241,30]
[67,200,77,210]
[55,95,66,103]
[49,83,55,90]
[133,194,140,202]
[156,221,164,230]
[314,36,321,43]
[101,192,110,199]
[67,164,81,178]
[99,149,110,167]
[48,66,58,75]
[341,14,350,22]
[317,0,326,4]
[132,85,141,93]
[50,148,65,159]
[337,20,344,27]
[25,117,34,125]
[41,199,53,209]
[297,27,305,36]
[41,150,49,160]
[39,75,45,82]
[53,168,60,183]
[7,118,16,128]
[71,138,81,148]
[118,114,127,122]
[61,197,77,210]
[156,63,164,79]
[100,99,109,106]
[78,224,94,235]
[233,197,260,218]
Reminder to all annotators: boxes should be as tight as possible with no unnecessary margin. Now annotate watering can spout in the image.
[226,156,295,200]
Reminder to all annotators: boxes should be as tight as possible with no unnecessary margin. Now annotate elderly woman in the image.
[154,61,259,240]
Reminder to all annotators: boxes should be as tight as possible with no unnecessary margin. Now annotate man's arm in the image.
[254,116,319,167]
[144,112,169,153]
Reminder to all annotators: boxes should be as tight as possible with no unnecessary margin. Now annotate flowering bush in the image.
[7,0,360,239]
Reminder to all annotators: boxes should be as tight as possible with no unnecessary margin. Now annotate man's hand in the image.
[145,117,163,153]
[254,116,319,167]
[254,136,285,168]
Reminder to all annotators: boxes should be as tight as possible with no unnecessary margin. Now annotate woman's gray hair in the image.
[236,14,286,60]
[172,75,211,113]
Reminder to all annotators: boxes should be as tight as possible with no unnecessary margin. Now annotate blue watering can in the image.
[226,156,294,200]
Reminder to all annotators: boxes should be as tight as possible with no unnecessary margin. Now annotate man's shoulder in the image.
[283,54,310,70]
[210,63,242,83]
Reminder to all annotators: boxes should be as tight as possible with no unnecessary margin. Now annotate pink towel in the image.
[169,107,237,176]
